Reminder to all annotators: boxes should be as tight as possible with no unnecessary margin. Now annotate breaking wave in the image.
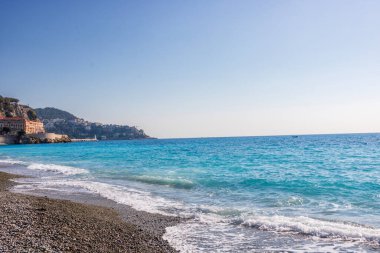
[0,158,27,165]
[27,163,88,175]
[128,175,194,189]
[36,180,185,215]
[241,214,380,243]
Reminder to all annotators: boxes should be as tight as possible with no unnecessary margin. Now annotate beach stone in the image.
[0,172,179,253]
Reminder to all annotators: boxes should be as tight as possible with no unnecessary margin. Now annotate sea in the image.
[1,134,380,252]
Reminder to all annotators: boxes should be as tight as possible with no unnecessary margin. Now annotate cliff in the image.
[0,96,38,120]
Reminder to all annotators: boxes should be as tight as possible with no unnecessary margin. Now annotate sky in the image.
[1,0,380,138]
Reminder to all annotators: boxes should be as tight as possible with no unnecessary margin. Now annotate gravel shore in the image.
[0,171,180,252]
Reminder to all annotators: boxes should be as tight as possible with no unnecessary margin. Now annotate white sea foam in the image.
[164,206,380,252]
[242,214,380,243]
[0,158,27,165]
[164,213,380,253]
[36,180,185,215]
[26,174,380,245]
[27,163,88,175]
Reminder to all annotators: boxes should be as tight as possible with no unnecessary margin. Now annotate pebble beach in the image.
[0,171,179,252]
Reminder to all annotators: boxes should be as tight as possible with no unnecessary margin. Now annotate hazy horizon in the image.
[1,0,380,138]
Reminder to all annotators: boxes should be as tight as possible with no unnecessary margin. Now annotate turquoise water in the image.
[1,134,380,252]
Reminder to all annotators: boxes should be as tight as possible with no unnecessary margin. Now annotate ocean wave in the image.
[37,180,185,215]
[242,214,380,243]
[54,177,380,244]
[165,207,380,249]
[0,158,27,165]
[165,212,380,253]
[164,220,374,253]
[27,163,88,175]
[129,175,194,189]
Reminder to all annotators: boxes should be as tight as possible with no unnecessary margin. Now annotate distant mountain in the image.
[35,107,150,140]
[34,107,76,121]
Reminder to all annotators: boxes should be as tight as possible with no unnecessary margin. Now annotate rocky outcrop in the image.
[0,136,17,145]
[18,134,71,144]
[0,96,37,120]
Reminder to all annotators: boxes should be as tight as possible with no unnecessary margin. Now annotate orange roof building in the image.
[0,117,45,134]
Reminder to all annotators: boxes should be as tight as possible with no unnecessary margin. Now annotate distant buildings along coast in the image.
[0,95,150,144]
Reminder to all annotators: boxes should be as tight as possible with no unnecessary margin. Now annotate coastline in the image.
[2,134,379,252]
[0,170,180,252]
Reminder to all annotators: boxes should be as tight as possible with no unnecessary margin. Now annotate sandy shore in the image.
[0,171,180,252]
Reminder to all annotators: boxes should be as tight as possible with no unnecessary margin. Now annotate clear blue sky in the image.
[1,0,379,138]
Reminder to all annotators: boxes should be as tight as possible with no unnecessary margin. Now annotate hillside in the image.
[1,95,150,140]
[35,107,149,140]
[0,96,38,120]
[34,107,76,121]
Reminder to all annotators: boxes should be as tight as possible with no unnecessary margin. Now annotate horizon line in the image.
[149,131,380,140]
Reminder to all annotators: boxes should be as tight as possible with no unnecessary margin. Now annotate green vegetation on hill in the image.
[0,95,36,120]
[35,107,149,140]
[34,107,77,121]
[0,95,150,140]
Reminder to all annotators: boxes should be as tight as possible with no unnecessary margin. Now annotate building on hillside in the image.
[0,117,45,134]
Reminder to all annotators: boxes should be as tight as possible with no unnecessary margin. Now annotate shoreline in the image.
[0,170,180,252]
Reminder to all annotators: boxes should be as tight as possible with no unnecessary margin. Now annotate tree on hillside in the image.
[8,97,19,103]
[5,111,13,117]
[27,110,38,120]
